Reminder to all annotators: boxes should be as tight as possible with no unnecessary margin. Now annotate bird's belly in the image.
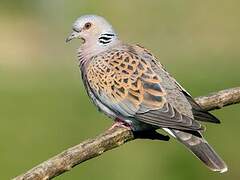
[90,93,117,119]
[89,87,155,131]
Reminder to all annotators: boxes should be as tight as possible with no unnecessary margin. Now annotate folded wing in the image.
[86,45,203,131]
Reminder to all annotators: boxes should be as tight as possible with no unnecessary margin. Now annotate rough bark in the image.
[13,87,240,180]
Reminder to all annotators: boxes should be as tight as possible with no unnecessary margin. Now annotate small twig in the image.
[13,87,240,180]
[195,87,240,111]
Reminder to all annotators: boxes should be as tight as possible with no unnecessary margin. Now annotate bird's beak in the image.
[65,31,80,43]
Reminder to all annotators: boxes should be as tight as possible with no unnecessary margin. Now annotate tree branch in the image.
[13,87,240,180]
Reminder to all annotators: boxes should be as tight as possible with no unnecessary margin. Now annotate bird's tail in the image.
[167,129,228,173]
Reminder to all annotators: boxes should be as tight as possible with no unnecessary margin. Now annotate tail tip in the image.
[212,165,228,173]
[220,166,228,173]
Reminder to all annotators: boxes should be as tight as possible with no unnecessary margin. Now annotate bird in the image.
[66,14,227,173]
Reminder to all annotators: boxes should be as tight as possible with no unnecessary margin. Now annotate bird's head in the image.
[66,15,119,47]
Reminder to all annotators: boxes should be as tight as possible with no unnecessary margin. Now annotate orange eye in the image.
[84,22,92,29]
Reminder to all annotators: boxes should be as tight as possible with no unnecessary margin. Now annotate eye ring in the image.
[84,22,92,29]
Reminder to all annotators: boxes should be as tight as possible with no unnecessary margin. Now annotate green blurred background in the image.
[0,0,239,179]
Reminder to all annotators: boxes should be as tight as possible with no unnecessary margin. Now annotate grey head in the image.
[66,15,119,48]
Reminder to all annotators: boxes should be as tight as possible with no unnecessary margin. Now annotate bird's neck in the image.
[77,34,121,66]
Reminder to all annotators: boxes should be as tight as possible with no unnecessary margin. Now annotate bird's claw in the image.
[108,120,131,131]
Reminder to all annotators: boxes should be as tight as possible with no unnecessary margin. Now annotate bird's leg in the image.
[133,130,170,141]
[108,118,131,131]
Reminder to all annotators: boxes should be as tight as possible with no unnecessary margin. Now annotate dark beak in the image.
[65,31,80,43]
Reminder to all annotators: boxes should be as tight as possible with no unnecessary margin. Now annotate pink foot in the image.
[108,118,131,131]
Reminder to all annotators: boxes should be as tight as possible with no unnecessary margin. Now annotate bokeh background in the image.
[0,0,239,179]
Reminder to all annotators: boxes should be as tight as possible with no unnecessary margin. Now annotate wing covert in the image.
[86,44,202,131]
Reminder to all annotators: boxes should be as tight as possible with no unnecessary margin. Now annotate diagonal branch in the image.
[13,87,240,180]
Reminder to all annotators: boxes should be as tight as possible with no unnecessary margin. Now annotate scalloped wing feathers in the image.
[85,44,203,131]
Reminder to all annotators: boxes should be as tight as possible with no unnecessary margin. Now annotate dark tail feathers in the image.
[170,129,228,173]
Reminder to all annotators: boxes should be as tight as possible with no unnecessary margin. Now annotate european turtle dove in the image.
[66,15,227,173]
